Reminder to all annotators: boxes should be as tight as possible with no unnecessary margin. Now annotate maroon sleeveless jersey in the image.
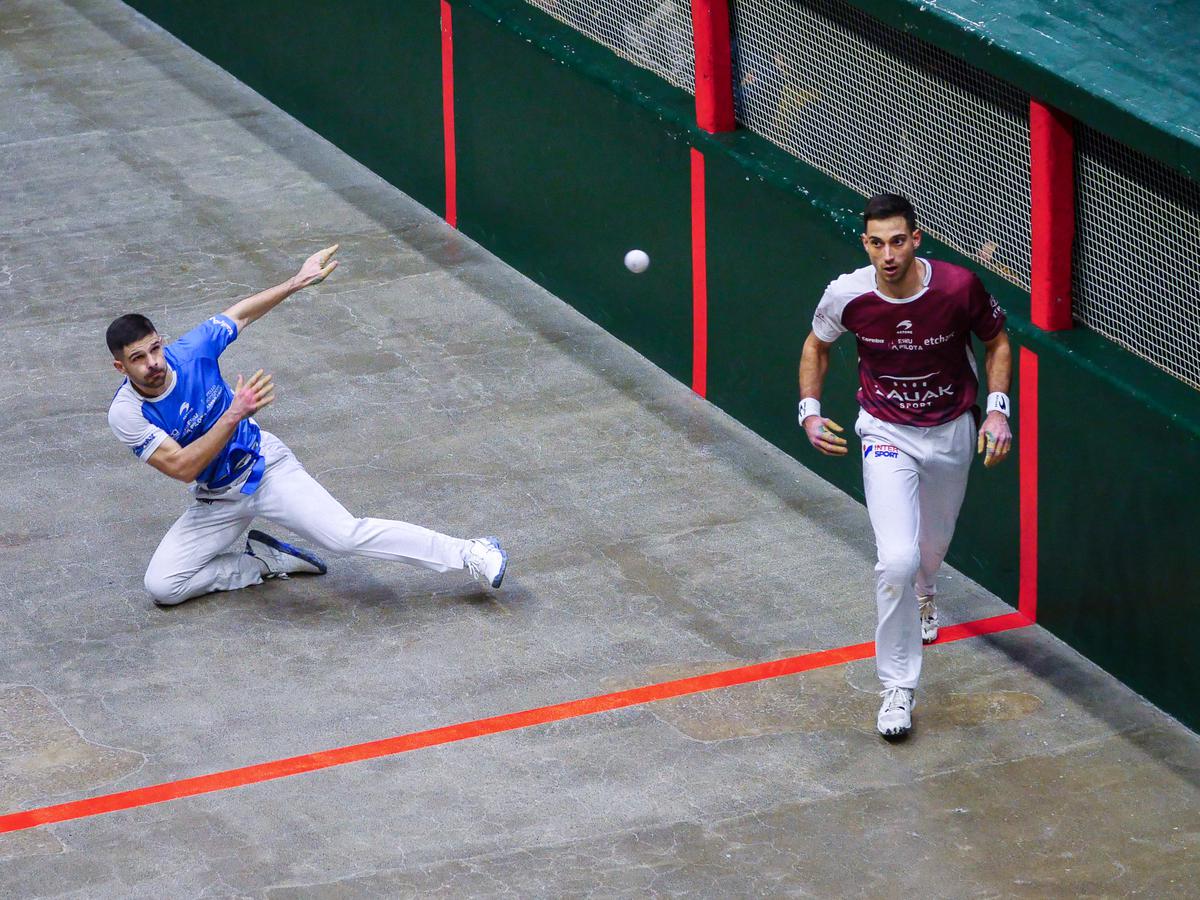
[812,259,1006,427]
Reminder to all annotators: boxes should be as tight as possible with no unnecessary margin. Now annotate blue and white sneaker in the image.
[246,529,327,578]
[464,536,507,589]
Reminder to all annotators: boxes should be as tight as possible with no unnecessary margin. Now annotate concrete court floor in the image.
[1,0,1199,896]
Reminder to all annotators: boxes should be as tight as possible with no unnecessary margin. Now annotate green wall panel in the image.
[703,141,863,492]
[451,1,694,382]
[124,0,444,212]
[1037,337,1200,731]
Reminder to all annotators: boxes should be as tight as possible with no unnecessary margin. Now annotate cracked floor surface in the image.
[2,0,1199,896]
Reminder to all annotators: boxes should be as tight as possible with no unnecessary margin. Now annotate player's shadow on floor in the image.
[155,571,529,622]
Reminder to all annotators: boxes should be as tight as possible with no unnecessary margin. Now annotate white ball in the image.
[624,249,650,274]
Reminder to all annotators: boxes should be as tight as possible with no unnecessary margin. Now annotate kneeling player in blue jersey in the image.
[106,245,507,607]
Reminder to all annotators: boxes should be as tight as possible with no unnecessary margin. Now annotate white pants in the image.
[144,432,471,606]
[856,409,974,690]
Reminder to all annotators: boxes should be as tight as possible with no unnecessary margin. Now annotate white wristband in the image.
[798,398,822,425]
[986,392,1011,417]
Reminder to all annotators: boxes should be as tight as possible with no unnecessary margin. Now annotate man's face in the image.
[114,332,167,394]
[861,215,922,288]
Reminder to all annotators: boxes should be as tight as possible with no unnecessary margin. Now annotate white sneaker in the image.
[919,595,939,644]
[877,687,915,739]
[464,536,507,590]
[245,530,327,578]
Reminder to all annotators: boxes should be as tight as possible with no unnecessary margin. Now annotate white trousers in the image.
[144,432,472,606]
[856,409,974,690]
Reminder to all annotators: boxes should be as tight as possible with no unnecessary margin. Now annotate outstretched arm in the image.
[146,370,274,483]
[798,331,848,457]
[223,244,339,332]
[976,330,1013,467]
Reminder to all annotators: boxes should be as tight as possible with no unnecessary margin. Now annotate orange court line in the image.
[0,611,1031,834]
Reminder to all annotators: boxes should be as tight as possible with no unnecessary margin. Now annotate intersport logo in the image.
[864,444,900,459]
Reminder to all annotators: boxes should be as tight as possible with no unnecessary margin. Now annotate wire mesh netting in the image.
[524,0,695,93]
[1074,128,1200,390]
[523,0,1199,391]
[729,0,1032,289]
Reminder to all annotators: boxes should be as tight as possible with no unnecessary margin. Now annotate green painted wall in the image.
[122,0,1200,730]
[123,0,445,213]
[452,1,694,382]
[1035,328,1200,724]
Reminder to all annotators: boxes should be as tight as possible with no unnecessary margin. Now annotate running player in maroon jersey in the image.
[798,193,1012,739]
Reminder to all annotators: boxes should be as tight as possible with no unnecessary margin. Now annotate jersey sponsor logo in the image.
[133,435,155,457]
[860,335,886,345]
[891,319,921,351]
[875,383,956,406]
[877,372,955,410]
[209,316,235,336]
[205,384,222,410]
[166,399,208,441]
[864,443,900,459]
[922,332,955,347]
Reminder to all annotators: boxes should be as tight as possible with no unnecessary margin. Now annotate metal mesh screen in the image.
[1074,128,1200,390]
[729,0,1032,289]
[524,1,695,93]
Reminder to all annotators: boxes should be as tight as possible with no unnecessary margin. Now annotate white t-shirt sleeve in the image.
[108,390,169,463]
[812,278,849,343]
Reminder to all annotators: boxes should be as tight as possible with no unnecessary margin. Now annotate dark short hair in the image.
[106,314,157,357]
[863,193,917,232]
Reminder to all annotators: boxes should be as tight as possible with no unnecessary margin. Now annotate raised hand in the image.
[295,243,339,288]
[976,411,1013,467]
[804,415,849,457]
[228,369,275,420]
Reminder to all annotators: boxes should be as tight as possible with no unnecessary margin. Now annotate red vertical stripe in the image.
[691,148,708,397]
[690,0,735,133]
[441,0,457,227]
[1029,100,1073,331]
[1018,347,1038,622]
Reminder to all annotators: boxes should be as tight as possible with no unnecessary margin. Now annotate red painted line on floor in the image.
[440,0,457,227]
[691,147,708,397]
[1019,347,1039,622]
[0,612,1030,834]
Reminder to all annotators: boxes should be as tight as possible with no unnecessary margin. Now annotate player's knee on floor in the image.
[143,569,191,606]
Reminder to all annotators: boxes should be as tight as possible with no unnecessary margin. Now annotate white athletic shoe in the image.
[877,687,915,739]
[919,595,939,644]
[245,530,327,578]
[464,536,507,590]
